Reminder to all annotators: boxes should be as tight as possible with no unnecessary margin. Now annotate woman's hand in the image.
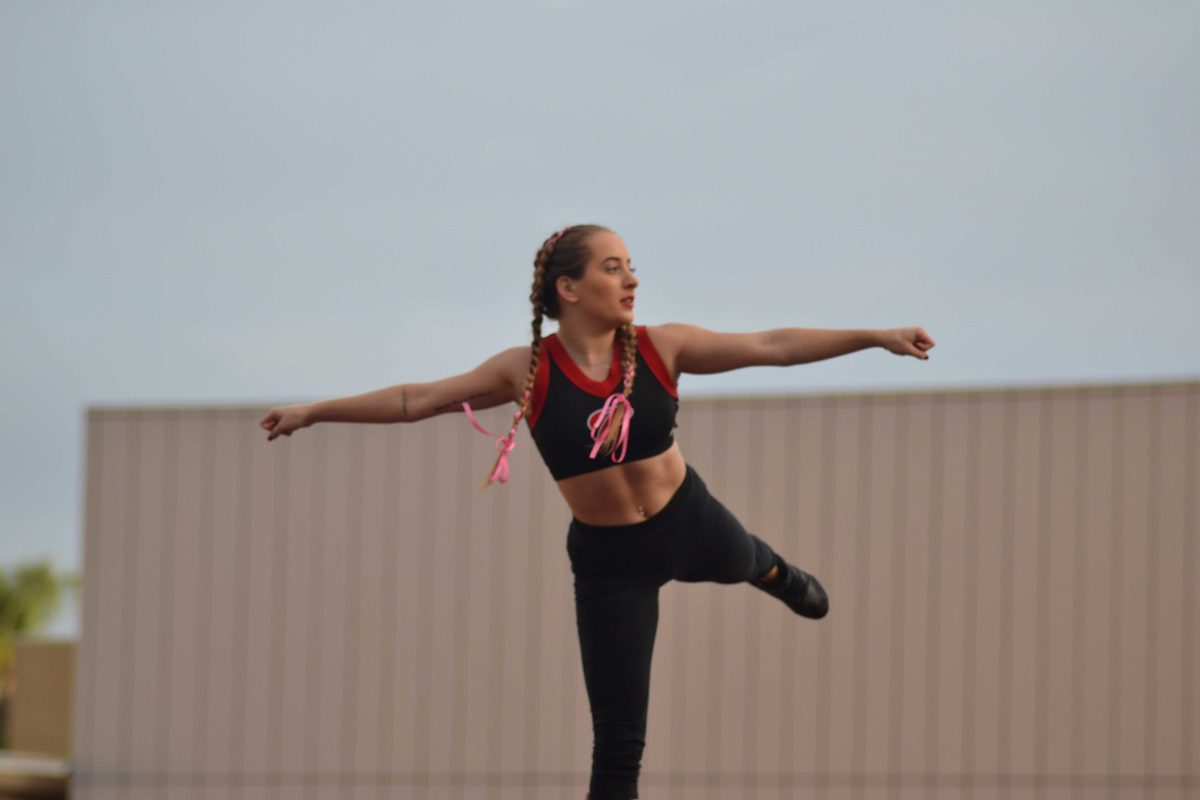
[260,403,314,441]
[879,326,936,360]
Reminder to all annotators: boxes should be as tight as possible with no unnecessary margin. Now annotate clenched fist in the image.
[879,327,935,360]
[259,403,314,441]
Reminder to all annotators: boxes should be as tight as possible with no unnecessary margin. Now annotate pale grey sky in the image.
[3,2,1197,637]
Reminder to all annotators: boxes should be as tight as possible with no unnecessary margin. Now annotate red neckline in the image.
[545,331,623,397]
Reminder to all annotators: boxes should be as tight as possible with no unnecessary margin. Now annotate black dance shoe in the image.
[751,555,829,619]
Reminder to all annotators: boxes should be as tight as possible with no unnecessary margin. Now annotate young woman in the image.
[259,224,935,799]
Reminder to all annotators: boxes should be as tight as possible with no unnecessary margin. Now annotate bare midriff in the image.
[555,441,687,526]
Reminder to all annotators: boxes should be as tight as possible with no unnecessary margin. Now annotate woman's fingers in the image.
[263,409,302,442]
[261,410,280,440]
[909,328,934,359]
[894,329,931,360]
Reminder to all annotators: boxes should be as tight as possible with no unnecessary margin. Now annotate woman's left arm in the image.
[653,323,935,379]
[772,326,935,364]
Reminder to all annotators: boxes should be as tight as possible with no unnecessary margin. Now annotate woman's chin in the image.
[599,307,634,326]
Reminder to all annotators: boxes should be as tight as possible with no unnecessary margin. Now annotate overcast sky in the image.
[3,2,1197,638]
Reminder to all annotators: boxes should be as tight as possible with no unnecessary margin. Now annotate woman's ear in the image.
[556,275,578,305]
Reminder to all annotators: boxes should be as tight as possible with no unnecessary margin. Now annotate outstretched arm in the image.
[259,345,528,441]
[654,322,934,378]
[772,325,934,365]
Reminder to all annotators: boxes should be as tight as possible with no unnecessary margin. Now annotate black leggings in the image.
[566,463,782,800]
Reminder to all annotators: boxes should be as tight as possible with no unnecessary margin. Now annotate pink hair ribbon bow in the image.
[588,393,634,463]
[463,390,529,484]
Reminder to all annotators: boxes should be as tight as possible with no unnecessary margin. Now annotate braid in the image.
[472,223,631,485]
[596,321,637,457]
[480,232,558,488]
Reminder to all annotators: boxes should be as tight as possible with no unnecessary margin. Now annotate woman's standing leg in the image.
[567,512,675,800]
[573,575,664,800]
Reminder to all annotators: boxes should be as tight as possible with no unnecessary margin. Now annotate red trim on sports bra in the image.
[542,333,622,398]
[525,342,551,430]
[635,325,679,399]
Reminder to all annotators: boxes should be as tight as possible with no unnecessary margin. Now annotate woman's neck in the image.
[554,322,620,368]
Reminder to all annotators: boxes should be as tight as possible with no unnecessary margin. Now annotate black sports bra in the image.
[526,325,680,480]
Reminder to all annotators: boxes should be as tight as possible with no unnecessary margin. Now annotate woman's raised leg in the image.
[667,468,830,618]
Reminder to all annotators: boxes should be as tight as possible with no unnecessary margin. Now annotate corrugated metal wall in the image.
[72,381,1200,799]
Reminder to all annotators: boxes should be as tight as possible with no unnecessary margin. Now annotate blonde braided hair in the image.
[480,225,639,487]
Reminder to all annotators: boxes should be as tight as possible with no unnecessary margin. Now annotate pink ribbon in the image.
[463,393,528,484]
[588,393,634,463]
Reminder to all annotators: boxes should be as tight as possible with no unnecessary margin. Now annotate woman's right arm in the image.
[259,345,529,441]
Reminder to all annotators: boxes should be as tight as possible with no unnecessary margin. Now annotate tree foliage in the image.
[0,560,78,748]
[0,561,78,692]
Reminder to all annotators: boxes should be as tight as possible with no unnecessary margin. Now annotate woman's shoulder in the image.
[637,323,678,358]
[636,324,681,387]
[477,344,532,404]
[498,332,561,371]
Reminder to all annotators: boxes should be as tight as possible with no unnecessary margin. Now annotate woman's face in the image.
[562,230,639,325]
